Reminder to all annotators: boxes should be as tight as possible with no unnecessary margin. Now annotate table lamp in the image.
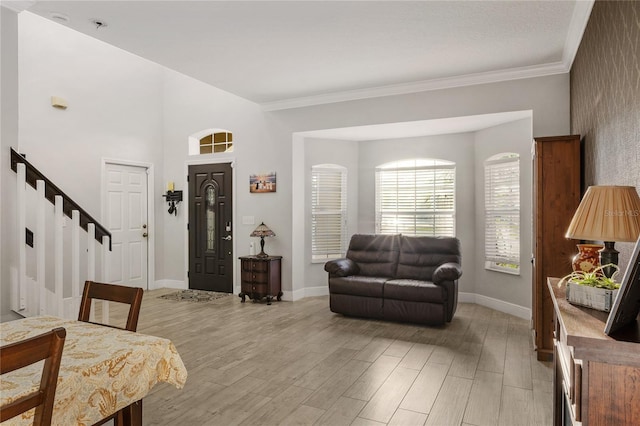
[566,186,640,278]
[250,222,275,258]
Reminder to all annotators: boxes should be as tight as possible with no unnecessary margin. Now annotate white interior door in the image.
[105,163,148,289]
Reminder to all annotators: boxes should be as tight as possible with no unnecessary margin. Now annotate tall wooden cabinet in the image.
[533,135,581,361]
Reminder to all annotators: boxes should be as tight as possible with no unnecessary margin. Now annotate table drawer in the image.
[250,261,269,272]
[556,338,582,423]
[249,284,268,295]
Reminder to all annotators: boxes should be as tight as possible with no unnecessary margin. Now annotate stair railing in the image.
[11,148,112,321]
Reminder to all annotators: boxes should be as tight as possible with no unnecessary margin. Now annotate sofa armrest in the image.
[433,262,462,284]
[324,258,360,277]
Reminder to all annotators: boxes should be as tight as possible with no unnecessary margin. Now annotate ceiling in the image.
[9,0,593,111]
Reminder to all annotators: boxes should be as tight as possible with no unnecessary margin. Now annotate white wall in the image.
[1,6,21,321]
[18,13,164,216]
[14,12,165,295]
[160,69,278,291]
[474,118,533,312]
[303,137,359,293]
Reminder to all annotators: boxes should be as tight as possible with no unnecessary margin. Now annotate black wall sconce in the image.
[163,190,183,215]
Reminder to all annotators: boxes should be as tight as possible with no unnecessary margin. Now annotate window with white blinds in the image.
[375,159,456,237]
[311,164,347,262]
[484,153,520,274]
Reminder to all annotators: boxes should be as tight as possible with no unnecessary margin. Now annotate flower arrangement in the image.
[558,264,620,290]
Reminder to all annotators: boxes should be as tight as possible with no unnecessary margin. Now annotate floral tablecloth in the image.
[1,316,187,425]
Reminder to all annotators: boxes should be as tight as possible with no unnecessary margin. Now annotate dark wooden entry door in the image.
[189,163,233,292]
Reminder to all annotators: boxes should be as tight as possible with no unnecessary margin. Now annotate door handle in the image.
[142,232,148,238]
[222,235,232,241]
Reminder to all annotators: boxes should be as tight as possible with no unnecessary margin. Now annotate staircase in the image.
[10,148,112,320]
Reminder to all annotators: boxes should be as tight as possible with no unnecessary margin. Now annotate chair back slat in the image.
[0,327,66,425]
[78,281,144,332]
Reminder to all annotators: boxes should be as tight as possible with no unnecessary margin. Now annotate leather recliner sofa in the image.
[324,234,462,325]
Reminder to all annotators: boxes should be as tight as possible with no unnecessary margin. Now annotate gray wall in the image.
[304,138,359,291]
[1,7,20,321]
[571,0,640,270]
[357,133,476,295]
[474,118,533,309]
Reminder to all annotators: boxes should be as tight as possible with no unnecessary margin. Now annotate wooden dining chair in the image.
[78,281,144,332]
[0,327,67,426]
[78,281,144,426]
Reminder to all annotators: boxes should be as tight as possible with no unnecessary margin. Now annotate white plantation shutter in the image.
[484,154,520,272]
[375,159,455,237]
[311,165,347,261]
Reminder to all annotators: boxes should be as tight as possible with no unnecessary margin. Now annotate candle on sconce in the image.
[167,181,175,192]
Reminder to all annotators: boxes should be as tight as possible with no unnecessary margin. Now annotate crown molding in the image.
[562,0,595,70]
[0,1,36,13]
[261,61,569,112]
[262,0,594,112]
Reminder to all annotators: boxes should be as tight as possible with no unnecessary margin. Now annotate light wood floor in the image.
[116,289,553,426]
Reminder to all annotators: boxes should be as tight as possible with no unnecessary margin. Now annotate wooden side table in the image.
[548,277,640,425]
[238,255,282,305]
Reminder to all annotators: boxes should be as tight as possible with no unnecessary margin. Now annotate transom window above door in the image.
[188,128,233,155]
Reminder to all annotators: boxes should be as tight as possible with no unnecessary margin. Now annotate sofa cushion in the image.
[346,234,400,278]
[384,279,446,303]
[396,236,461,281]
[329,276,388,298]
[383,299,446,325]
[330,294,384,319]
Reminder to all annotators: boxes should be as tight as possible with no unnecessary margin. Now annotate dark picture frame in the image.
[605,235,640,335]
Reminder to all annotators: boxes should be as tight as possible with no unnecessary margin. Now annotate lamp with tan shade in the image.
[566,186,640,278]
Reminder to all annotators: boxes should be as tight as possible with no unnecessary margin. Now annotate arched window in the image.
[375,158,456,236]
[188,129,233,155]
[484,152,520,274]
[311,164,347,261]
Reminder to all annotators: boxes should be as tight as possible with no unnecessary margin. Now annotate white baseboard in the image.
[285,285,329,302]
[151,280,186,290]
[459,292,531,320]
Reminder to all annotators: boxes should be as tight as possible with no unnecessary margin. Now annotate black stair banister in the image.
[10,148,112,250]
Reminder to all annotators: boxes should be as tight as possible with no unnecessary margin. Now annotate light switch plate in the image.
[242,216,255,225]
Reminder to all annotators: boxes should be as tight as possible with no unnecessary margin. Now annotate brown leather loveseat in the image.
[324,234,462,325]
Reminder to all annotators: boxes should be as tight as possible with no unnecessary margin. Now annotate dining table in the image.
[0,315,187,425]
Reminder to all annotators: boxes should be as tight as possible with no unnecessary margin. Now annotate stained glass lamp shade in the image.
[250,222,275,258]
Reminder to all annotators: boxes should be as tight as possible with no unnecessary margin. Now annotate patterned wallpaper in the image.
[570,0,640,266]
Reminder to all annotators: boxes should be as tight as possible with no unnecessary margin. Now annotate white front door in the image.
[105,163,148,289]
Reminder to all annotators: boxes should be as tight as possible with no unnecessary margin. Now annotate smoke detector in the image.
[91,19,108,30]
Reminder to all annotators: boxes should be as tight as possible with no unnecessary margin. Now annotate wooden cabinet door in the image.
[533,135,581,361]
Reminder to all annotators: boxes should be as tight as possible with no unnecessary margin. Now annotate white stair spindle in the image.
[37,180,46,315]
[72,210,80,316]
[16,163,26,311]
[54,195,64,317]
[87,223,96,322]
[101,235,110,324]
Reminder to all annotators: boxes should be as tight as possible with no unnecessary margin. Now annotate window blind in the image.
[484,155,520,270]
[311,166,347,261]
[375,163,455,237]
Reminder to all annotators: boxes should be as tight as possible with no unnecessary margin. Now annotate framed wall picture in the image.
[249,172,276,193]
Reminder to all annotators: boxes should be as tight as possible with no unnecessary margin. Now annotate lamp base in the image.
[599,241,619,278]
[256,236,268,258]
